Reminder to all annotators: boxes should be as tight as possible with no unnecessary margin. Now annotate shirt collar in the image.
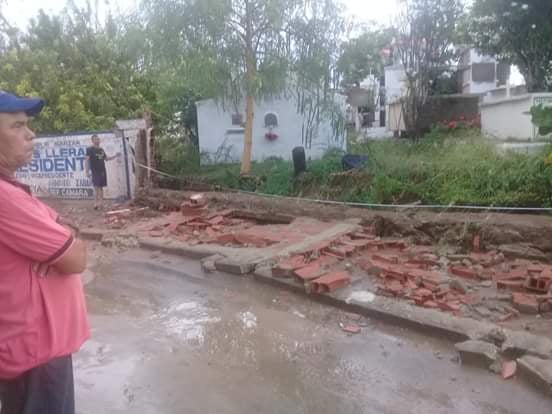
[0,168,32,195]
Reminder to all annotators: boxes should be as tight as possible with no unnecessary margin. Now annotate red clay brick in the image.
[493,269,527,281]
[149,230,164,237]
[525,276,552,293]
[528,264,545,274]
[406,279,419,290]
[422,300,439,309]
[381,279,405,296]
[460,293,481,306]
[216,234,237,245]
[272,255,307,278]
[234,233,273,247]
[180,203,207,217]
[512,292,539,314]
[341,323,361,334]
[380,239,408,250]
[311,271,351,293]
[512,259,532,268]
[369,261,409,281]
[407,245,435,255]
[204,227,218,239]
[350,231,375,240]
[496,280,525,291]
[294,262,324,281]
[407,268,443,284]
[207,216,224,226]
[473,234,481,252]
[449,265,477,279]
[372,253,399,264]
[438,301,461,312]
[502,360,517,380]
[325,244,356,258]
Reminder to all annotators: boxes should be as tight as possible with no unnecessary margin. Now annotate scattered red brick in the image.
[380,279,405,297]
[272,255,307,278]
[349,231,375,240]
[216,234,237,245]
[512,292,539,314]
[407,268,443,285]
[496,280,525,291]
[501,360,517,380]
[422,300,439,309]
[525,275,552,293]
[294,262,324,281]
[493,268,527,281]
[311,271,351,293]
[460,293,481,306]
[449,265,477,279]
[372,253,399,264]
[207,216,225,226]
[473,234,481,252]
[438,301,461,312]
[324,244,356,258]
[340,323,361,334]
[528,264,545,274]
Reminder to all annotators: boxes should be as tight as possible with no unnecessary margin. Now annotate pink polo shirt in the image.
[0,176,89,379]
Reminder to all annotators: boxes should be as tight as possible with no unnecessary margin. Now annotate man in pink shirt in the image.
[0,91,90,414]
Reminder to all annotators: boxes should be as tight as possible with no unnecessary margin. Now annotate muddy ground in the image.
[78,245,551,413]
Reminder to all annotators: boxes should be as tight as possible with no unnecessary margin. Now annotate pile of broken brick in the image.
[271,225,552,322]
[138,193,289,247]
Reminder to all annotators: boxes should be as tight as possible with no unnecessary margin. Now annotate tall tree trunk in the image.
[241,92,254,175]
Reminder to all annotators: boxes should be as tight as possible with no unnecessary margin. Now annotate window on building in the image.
[264,112,278,127]
[231,113,243,126]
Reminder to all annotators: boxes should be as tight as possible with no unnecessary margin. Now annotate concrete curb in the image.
[89,232,552,397]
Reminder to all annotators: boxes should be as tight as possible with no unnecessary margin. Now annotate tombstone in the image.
[292,146,306,176]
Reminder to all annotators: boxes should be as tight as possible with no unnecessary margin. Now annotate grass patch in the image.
[157,128,552,207]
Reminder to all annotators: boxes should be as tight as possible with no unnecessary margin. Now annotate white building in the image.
[196,95,347,165]
[459,49,510,95]
[384,64,407,105]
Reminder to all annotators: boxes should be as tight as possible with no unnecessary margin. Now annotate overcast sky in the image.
[5,0,400,30]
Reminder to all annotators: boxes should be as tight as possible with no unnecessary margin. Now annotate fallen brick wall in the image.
[136,188,552,260]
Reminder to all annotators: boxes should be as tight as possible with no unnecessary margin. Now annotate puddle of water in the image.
[151,300,221,344]
[238,311,257,330]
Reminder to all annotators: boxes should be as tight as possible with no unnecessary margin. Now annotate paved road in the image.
[76,246,551,414]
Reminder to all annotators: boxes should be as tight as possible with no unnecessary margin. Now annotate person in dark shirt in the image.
[85,135,120,210]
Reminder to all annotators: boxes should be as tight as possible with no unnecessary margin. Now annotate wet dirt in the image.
[76,246,552,414]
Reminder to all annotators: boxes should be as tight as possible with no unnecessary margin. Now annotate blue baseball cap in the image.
[0,90,44,116]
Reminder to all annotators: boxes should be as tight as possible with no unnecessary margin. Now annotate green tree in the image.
[140,0,345,174]
[0,2,155,133]
[337,27,393,87]
[469,0,552,92]
[394,0,463,137]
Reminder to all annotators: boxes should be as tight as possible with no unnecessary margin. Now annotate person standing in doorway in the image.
[85,135,120,210]
[0,90,89,414]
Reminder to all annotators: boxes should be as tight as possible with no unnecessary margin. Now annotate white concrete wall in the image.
[479,93,552,140]
[387,101,405,133]
[384,65,406,104]
[196,96,346,164]
[481,96,532,140]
